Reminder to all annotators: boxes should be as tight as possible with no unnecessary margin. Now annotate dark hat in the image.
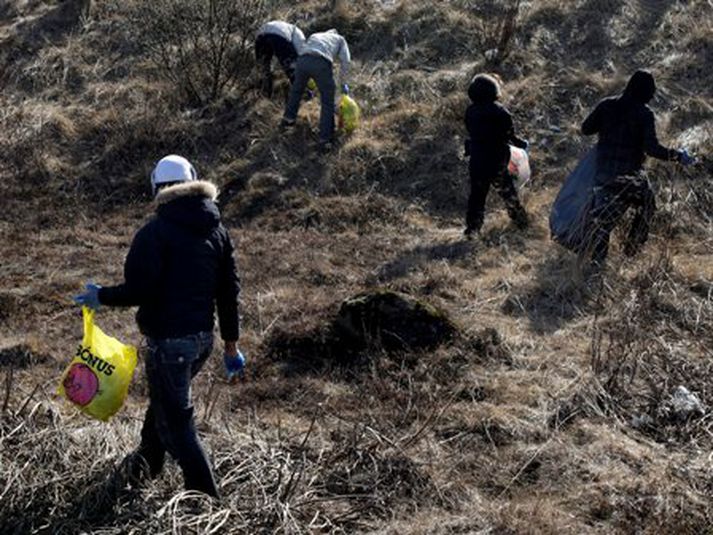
[468,74,501,103]
[624,70,656,103]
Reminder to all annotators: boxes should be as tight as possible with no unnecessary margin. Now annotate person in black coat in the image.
[582,70,694,266]
[75,155,241,498]
[464,73,529,238]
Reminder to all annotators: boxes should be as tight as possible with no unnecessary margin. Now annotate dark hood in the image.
[155,180,221,235]
[468,74,501,104]
[623,70,656,103]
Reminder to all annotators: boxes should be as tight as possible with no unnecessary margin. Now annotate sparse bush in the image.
[488,0,521,65]
[128,0,268,107]
[458,0,522,65]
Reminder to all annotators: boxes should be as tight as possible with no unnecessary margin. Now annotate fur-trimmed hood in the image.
[155,180,218,206]
[155,180,222,235]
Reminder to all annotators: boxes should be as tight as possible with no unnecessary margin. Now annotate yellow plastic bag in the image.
[58,307,137,421]
[337,94,360,134]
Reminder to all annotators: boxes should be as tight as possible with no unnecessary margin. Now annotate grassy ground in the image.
[1,0,712,533]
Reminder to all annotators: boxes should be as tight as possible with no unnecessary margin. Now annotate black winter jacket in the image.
[465,101,527,178]
[99,181,240,341]
[582,73,679,184]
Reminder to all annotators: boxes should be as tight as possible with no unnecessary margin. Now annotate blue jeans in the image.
[135,332,218,497]
[284,54,336,143]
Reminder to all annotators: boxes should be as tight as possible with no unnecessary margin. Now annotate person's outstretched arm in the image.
[641,108,680,162]
[337,37,351,86]
[99,223,163,307]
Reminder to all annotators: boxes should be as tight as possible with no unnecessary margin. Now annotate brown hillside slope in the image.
[0,0,712,532]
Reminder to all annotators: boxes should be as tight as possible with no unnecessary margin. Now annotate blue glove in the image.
[73,282,101,310]
[305,89,315,101]
[679,149,696,166]
[224,350,246,381]
[341,83,350,95]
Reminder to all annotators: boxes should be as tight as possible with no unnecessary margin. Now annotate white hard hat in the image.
[151,155,197,194]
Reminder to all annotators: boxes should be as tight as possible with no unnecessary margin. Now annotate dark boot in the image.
[463,226,478,240]
[622,239,642,257]
[261,74,273,99]
[624,184,655,256]
[318,140,333,154]
[495,171,528,229]
[466,174,490,234]
[508,203,529,230]
[118,452,152,489]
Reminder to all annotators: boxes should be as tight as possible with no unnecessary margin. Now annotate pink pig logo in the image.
[63,363,99,406]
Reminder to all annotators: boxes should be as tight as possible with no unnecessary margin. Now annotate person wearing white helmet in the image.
[74,154,241,498]
[150,154,197,195]
[255,20,306,98]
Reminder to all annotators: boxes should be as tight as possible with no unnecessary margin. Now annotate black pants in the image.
[589,174,656,265]
[132,332,218,497]
[466,167,528,232]
[255,33,297,98]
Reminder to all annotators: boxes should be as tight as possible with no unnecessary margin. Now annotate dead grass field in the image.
[1,0,712,533]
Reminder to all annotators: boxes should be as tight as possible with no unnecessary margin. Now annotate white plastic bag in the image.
[508,146,531,188]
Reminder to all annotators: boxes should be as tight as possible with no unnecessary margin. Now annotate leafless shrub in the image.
[128,0,267,107]
[458,0,522,65]
[488,0,521,65]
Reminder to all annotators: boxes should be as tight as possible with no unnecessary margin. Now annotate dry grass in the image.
[1,0,712,533]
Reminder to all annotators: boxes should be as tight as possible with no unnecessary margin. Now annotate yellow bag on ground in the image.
[338,94,360,134]
[58,307,137,421]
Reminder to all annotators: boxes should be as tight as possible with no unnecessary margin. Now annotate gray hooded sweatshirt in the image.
[301,29,351,84]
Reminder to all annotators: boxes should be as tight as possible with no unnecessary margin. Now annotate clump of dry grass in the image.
[588,253,713,444]
[0,390,460,533]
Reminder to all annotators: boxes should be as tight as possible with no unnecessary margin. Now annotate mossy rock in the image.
[333,290,458,351]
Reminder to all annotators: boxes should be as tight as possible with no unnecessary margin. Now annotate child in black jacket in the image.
[464,74,529,237]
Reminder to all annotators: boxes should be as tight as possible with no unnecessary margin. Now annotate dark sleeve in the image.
[502,107,527,149]
[641,107,679,161]
[464,106,475,138]
[463,107,472,155]
[581,101,603,136]
[215,227,240,342]
[98,222,163,307]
